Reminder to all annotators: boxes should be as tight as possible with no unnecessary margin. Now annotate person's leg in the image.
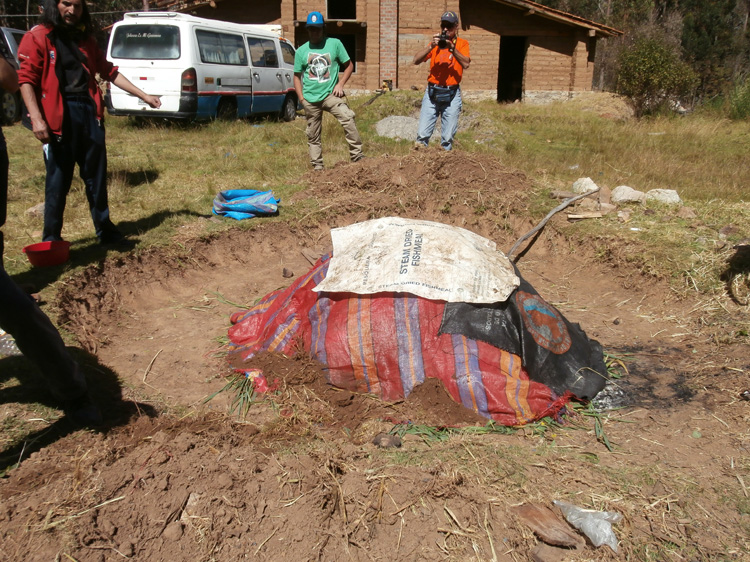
[42,133,75,242]
[0,146,88,405]
[0,268,88,402]
[301,99,324,169]
[72,100,120,242]
[0,268,101,424]
[323,94,363,161]
[439,88,463,151]
[416,89,439,147]
[1,131,100,424]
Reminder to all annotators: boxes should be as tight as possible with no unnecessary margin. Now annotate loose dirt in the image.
[1,150,748,561]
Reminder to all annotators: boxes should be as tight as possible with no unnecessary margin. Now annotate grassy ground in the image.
[3,91,749,301]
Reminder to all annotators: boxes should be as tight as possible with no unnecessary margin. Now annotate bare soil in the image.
[1,150,749,561]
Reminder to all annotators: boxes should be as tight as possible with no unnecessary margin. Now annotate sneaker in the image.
[351,154,366,163]
[313,165,325,171]
[63,394,103,427]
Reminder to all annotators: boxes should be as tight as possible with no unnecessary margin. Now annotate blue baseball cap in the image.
[440,11,459,25]
[306,11,325,27]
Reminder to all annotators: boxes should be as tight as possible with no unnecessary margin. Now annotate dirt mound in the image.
[2,149,749,561]
[228,352,489,436]
[293,149,533,243]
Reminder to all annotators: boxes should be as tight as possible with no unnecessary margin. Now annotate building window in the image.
[328,0,356,20]
[587,37,596,64]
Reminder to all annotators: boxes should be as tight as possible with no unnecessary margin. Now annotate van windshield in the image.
[111,25,180,60]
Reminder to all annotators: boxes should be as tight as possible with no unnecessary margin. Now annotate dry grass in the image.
[4,91,749,283]
[467,97,750,204]
[553,195,750,342]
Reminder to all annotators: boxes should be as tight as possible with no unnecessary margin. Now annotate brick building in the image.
[150,0,622,102]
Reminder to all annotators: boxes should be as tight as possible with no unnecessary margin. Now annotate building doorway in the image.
[497,36,527,102]
[329,33,357,71]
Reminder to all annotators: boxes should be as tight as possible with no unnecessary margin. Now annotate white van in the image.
[106,12,298,121]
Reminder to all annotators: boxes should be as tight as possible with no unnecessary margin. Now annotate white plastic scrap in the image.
[553,500,623,552]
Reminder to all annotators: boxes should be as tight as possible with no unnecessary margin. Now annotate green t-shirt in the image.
[294,37,350,103]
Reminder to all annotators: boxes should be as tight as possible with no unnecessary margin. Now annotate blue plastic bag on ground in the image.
[212,190,280,220]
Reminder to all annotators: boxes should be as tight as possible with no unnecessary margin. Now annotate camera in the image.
[438,30,450,50]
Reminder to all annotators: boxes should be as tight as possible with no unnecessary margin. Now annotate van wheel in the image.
[216,98,236,121]
[280,95,297,122]
[1,90,20,125]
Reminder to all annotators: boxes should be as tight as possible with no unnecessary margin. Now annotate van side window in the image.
[196,29,247,66]
[247,38,279,69]
[279,41,295,66]
[10,31,25,58]
[111,24,181,60]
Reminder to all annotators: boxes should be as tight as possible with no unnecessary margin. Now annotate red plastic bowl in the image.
[22,241,71,267]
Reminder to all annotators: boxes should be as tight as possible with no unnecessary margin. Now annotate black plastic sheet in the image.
[439,265,607,400]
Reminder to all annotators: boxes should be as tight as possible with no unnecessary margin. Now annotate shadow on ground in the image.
[0,345,157,475]
[10,209,207,293]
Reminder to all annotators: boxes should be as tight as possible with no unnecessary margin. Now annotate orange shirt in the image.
[426,36,470,87]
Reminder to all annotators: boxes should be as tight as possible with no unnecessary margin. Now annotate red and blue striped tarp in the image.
[228,255,570,426]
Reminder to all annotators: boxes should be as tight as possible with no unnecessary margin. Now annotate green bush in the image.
[616,37,698,117]
[728,75,750,120]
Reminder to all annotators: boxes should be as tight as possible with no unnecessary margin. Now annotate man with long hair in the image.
[18,0,161,246]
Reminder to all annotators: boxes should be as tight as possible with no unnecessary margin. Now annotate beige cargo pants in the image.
[301,94,363,170]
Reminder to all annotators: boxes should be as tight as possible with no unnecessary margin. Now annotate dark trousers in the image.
[43,97,120,242]
[1,147,87,402]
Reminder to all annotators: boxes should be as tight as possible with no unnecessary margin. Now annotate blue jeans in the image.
[43,97,120,242]
[416,86,462,151]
